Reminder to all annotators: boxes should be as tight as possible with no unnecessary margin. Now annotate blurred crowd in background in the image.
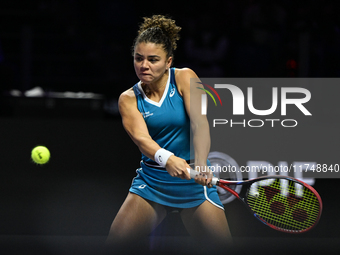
[0,0,339,100]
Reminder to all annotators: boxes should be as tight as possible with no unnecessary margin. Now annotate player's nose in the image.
[141,60,149,69]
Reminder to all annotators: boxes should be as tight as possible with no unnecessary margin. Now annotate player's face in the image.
[133,42,172,85]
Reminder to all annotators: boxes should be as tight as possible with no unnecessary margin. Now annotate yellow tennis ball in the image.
[31,146,50,164]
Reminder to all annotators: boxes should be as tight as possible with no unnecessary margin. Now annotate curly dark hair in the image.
[132,15,182,58]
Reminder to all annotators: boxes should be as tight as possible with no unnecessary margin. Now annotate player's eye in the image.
[134,55,144,62]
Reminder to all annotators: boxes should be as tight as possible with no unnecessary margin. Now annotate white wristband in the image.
[154,148,174,168]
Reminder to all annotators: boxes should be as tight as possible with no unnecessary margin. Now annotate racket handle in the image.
[211,177,219,186]
[186,168,198,179]
[186,168,219,186]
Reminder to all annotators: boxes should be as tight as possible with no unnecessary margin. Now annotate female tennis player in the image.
[105,15,232,252]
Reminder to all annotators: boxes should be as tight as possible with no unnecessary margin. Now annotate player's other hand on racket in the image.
[166,156,191,180]
[192,165,213,188]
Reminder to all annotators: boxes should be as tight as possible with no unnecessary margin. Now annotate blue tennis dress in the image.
[129,68,223,210]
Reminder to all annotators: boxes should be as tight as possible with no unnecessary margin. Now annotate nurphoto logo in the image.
[197,80,312,128]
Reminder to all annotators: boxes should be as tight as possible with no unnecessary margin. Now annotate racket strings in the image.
[246,179,321,232]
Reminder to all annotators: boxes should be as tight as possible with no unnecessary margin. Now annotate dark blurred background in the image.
[1,0,339,98]
[0,1,339,254]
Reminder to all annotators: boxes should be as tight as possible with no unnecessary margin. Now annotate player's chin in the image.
[139,75,153,83]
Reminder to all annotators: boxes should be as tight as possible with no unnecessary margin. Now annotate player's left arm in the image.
[176,68,212,187]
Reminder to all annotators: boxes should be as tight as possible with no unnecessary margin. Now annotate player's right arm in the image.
[118,88,190,179]
[118,88,159,159]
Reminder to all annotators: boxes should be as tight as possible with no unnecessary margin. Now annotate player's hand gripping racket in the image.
[187,168,322,233]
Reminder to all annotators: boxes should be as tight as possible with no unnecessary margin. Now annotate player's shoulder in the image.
[175,67,198,81]
[118,87,136,107]
[174,68,199,93]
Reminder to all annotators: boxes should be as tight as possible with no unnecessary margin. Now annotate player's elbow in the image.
[129,132,152,149]
[191,119,209,133]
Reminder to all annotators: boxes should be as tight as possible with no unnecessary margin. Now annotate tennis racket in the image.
[187,168,322,234]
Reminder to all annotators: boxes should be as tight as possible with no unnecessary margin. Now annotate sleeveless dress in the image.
[129,68,223,209]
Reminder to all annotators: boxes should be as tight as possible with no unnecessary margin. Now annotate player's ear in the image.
[166,56,172,69]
